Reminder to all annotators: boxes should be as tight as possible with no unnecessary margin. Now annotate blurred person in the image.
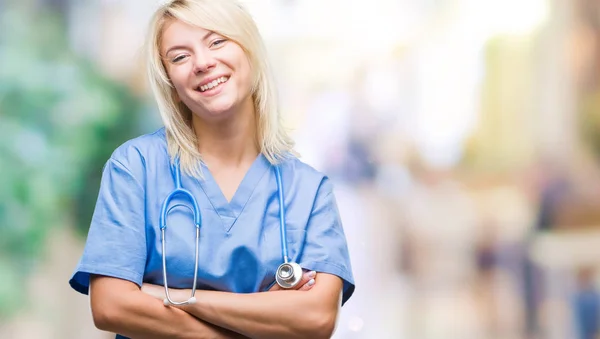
[522,160,570,338]
[473,221,505,338]
[67,1,355,338]
[572,268,600,339]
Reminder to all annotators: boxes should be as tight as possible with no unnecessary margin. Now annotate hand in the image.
[141,283,166,300]
[268,270,316,292]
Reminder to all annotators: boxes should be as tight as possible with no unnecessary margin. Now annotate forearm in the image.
[174,289,335,339]
[103,293,244,339]
[90,277,245,339]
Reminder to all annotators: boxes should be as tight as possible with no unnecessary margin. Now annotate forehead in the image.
[161,19,212,51]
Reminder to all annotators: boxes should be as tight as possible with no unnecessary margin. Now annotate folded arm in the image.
[90,275,247,339]
[160,273,343,339]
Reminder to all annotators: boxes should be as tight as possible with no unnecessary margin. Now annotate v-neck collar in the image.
[197,153,271,233]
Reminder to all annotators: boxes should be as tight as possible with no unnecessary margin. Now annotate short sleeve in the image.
[69,157,147,295]
[299,178,355,306]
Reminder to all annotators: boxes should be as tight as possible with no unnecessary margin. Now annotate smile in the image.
[197,76,229,93]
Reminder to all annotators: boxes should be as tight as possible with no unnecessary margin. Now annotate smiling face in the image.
[161,19,254,122]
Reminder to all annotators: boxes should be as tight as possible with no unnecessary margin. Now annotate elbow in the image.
[91,297,125,332]
[89,276,145,335]
[306,310,337,339]
[91,306,113,331]
[316,315,337,339]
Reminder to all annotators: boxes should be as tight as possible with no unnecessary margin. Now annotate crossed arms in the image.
[89,271,342,339]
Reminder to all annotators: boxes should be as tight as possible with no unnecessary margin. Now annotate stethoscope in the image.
[159,157,303,306]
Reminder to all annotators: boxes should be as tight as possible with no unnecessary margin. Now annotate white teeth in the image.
[199,76,229,92]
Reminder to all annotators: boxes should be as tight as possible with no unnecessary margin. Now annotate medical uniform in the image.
[69,128,355,338]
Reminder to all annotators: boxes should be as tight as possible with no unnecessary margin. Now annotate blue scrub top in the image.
[69,128,355,336]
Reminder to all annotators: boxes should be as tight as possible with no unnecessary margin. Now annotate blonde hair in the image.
[145,0,295,177]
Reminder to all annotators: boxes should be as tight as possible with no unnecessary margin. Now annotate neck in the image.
[192,99,259,168]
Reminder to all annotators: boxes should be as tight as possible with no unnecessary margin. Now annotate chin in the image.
[185,94,231,118]
[199,104,238,122]
[206,101,236,117]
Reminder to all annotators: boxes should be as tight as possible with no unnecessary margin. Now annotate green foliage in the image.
[0,5,146,318]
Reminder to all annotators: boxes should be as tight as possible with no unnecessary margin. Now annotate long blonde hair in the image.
[145,0,295,177]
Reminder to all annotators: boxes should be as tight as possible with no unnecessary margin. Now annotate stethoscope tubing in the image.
[274,165,290,264]
[161,157,297,305]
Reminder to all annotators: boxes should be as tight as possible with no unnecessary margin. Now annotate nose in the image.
[192,51,216,74]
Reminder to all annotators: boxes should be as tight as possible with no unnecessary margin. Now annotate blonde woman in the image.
[69,1,355,338]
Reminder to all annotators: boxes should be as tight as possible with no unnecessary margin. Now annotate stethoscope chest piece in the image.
[276,262,303,289]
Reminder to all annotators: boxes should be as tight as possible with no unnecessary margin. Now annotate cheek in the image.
[237,59,254,92]
[172,82,188,98]
[166,68,189,93]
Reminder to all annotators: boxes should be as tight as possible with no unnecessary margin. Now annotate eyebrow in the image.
[164,31,216,57]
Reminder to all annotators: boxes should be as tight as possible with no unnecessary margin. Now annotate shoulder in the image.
[279,156,334,197]
[106,127,168,177]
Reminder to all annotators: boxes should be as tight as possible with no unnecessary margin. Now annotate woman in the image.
[69,1,355,338]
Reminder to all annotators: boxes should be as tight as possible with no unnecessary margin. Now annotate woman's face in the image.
[161,19,254,121]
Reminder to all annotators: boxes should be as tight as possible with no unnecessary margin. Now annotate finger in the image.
[295,270,316,290]
[141,284,164,300]
[140,283,152,294]
[298,278,316,291]
[268,270,317,291]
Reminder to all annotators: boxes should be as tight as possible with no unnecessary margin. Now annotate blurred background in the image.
[2,0,600,338]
